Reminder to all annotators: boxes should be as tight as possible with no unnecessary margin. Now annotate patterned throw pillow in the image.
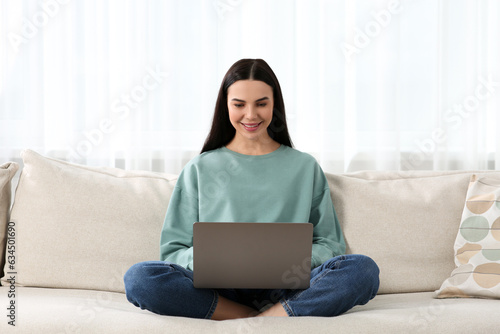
[435,175,500,299]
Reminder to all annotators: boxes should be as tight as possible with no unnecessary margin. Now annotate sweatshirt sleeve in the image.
[309,166,346,268]
[159,167,199,271]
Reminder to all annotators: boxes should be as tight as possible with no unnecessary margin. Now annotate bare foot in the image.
[211,296,260,320]
[256,302,288,317]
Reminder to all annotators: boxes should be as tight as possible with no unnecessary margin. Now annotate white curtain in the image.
[1,0,499,174]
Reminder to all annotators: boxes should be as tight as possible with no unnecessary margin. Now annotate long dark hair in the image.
[201,59,293,153]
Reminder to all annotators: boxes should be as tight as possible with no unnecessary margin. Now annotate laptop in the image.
[193,222,313,289]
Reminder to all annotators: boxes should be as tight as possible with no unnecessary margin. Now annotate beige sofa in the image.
[1,149,499,333]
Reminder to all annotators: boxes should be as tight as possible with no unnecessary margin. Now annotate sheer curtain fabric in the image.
[1,0,499,174]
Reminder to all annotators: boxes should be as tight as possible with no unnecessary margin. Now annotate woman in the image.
[124,59,379,320]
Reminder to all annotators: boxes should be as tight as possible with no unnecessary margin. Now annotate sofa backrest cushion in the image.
[1,150,176,293]
[4,150,498,296]
[326,170,500,294]
[0,162,19,280]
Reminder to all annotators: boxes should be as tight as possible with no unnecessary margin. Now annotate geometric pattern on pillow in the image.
[435,174,500,299]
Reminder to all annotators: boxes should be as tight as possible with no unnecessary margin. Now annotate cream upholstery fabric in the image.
[2,153,500,332]
[0,162,19,280]
[1,150,177,293]
[0,287,499,333]
[325,170,500,294]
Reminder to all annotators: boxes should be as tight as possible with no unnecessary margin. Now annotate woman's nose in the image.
[245,106,258,119]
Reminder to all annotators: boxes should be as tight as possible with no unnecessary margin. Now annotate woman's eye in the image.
[234,104,244,108]
[258,103,267,107]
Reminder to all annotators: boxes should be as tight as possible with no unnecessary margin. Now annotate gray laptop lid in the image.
[193,222,313,289]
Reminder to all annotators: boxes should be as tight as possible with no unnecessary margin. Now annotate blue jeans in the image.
[123,254,379,318]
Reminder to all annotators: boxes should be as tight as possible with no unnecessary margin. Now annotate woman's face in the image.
[226,80,274,144]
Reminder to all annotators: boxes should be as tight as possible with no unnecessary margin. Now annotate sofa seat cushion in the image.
[1,287,499,333]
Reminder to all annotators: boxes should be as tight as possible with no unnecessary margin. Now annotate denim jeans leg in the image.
[124,261,219,319]
[280,254,380,317]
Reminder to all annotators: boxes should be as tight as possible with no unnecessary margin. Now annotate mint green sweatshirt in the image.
[160,145,346,270]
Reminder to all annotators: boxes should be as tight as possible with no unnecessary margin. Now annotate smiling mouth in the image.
[241,122,262,131]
